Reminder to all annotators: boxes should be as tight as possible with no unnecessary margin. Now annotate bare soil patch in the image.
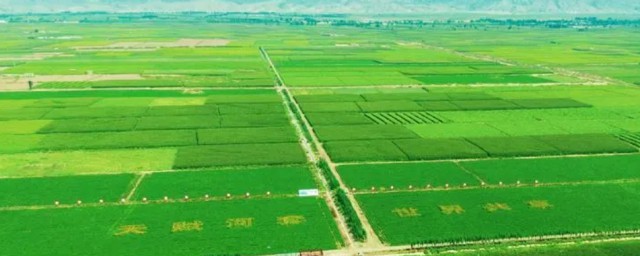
[0,52,70,61]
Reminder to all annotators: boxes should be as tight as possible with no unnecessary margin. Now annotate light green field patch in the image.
[0,148,177,178]
[0,120,52,134]
[91,97,155,107]
[610,119,640,133]
[551,120,625,134]
[0,100,36,110]
[407,123,508,139]
[150,97,206,106]
[0,134,44,153]
[488,121,570,136]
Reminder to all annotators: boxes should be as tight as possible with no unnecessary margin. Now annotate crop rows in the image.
[617,133,640,148]
[365,112,444,125]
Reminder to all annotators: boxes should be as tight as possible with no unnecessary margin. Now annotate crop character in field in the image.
[172,220,204,233]
[226,217,254,228]
[114,224,147,236]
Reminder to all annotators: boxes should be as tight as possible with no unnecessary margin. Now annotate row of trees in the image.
[317,160,367,242]
[4,12,639,30]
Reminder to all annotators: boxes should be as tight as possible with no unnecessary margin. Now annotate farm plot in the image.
[133,166,317,200]
[294,87,638,163]
[8,47,274,88]
[356,183,640,245]
[270,45,562,87]
[365,112,444,124]
[338,162,479,191]
[0,197,342,256]
[461,154,640,184]
[0,174,135,207]
[172,143,306,169]
[0,148,177,177]
[338,154,640,191]
[0,89,305,174]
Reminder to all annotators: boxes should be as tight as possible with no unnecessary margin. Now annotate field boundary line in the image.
[0,194,303,212]
[352,178,640,195]
[335,151,640,167]
[18,86,278,92]
[454,161,487,184]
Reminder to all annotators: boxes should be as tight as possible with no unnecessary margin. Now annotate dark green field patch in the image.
[145,105,218,116]
[173,143,306,169]
[136,115,220,130]
[451,99,522,111]
[537,134,638,154]
[325,140,408,162]
[38,130,196,150]
[510,98,591,109]
[357,101,424,112]
[360,93,449,102]
[0,197,342,255]
[45,107,148,119]
[206,94,282,104]
[365,112,444,125]
[220,114,290,127]
[0,174,134,207]
[134,166,316,200]
[314,125,418,141]
[197,127,297,145]
[338,162,478,190]
[305,113,374,125]
[418,101,461,111]
[300,102,362,112]
[468,136,561,157]
[38,118,138,133]
[357,183,640,245]
[218,103,285,115]
[394,138,487,160]
[462,154,640,184]
[294,94,365,103]
[618,133,640,148]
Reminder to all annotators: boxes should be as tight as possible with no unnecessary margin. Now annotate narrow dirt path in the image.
[125,173,147,201]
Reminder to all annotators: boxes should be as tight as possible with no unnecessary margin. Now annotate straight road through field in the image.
[259,47,358,248]
[260,47,385,251]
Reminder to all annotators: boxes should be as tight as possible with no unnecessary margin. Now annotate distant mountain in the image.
[1,0,640,14]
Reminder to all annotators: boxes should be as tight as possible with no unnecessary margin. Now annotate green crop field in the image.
[1,11,640,256]
[357,183,640,245]
[0,197,343,255]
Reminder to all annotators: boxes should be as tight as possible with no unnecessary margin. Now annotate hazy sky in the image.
[1,0,639,14]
